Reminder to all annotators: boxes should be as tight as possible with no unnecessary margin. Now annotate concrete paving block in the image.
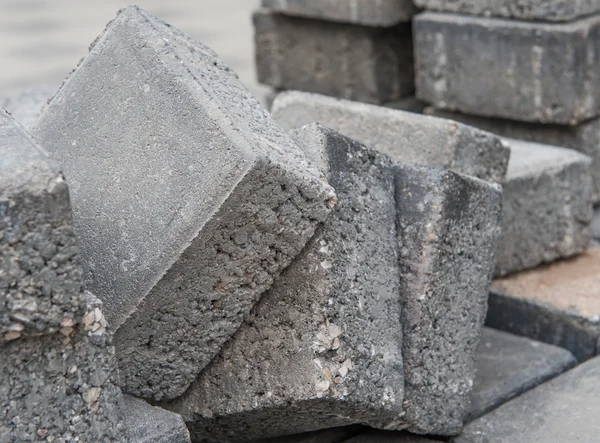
[487,248,600,362]
[0,110,84,341]
[414,12,600,125]
[31,7,335,402]
[469,327,577,421]
[424,108,600,203]
[165,125,404,441]
[124,396,190,443]
[271,91,509,184]
[343,430,439,442]
[254,10,413,105]
[0,85,55,129]
[496,139,593,277]
[253,426,363,443]
[454,356,600,443]
[261,0,418,26]
[413,0,600,21]
[394,163,503,435]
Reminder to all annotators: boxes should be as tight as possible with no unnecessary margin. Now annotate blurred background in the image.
[0,0,268,99]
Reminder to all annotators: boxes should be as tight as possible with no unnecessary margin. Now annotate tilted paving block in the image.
[414,12,600,124]
[394,163,503,435]
[413,0,600,22]
[469,327,577,421]
[31,6,335,401]
[271,91,509,184]
[496,139,592,277]
[123,396,191,443]
[254,10,413,105]
[488,248,600,362]
[261,0,418,26]
[454,356,600,442]
[0,85,55,128]
[252,426,363,443]
[343,430,439,442]
[165,124,404,441]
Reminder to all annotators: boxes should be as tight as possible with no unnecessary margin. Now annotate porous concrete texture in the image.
[344,430,439,442]
[32,7,335,402]
[0,85,55,128]
[496,139,593,276]
[124,396,191,443]
[424,108,600,203]
[469,327,577,421]
[1,292,126,442]
[394,163,503,435]
[488,248,600,362]
[254,10,413,105]
[166,124,404,441]
[0,110,84,341]
[413,0,600,22]
[271,91,509,184]
[414,12,600,125]
[454,356,600,443]
[261,0,418,26]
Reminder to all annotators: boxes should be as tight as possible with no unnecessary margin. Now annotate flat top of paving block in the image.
[261,0,418,26]
[454,356,600,443]
[124,396,191,443]
[491,248,600,322]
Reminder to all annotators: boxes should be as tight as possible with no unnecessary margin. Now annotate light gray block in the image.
[31,7,335,401]
[394,163,503,435]
[0,85,55,128]
[414,12,600,125]
[454,356,600,443]
[124,396,190,443]
[254,10,414,105]
[0,110,84,341]
[424,108,600,203]
[261,0,418,26]
[166,125,404,441]
[413,0,600,22]
[469,327,577,421]
[496,139,593,277]
[344,430,439,442]
[271,91,509,184]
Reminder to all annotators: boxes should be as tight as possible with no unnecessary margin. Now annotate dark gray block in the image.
[593,207,600,241]
[469,327,577,421]
[261,0,418,26]
[271,91,509,184]
[124,396,190,443]
[424,108,600,203]
[454,356,600,442]
[253,426,363,443]
[413,0,600,21]
[254,10,413,105]
[0,85,55,128]
[343,430,439,442]
[166,125,404,441]
[414,12,600,124]
[496,139,592,276]
[394,164,503,435]
[31,7,335,401]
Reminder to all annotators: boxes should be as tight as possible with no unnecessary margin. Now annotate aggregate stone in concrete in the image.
[454,356,600,443]
[394,163,503,436]
[343,429,440,442]
[124,396,191,443]
[495,139,593,277]
[469,327,577,421]
[414,12,600,125]
[271,91,509,184]
[166,124,404,441]
[424,108,600,203]
[254,10,413,105]
[0,110,85,341]
[488,248,600,362]
[413,0,600,22]
[261,0,418,26]
[31,6,335,402]
[0,85,55,128]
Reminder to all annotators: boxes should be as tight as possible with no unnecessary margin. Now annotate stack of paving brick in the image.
[413,0,600,362]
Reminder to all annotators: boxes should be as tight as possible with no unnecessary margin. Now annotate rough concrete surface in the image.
[165,125,404,441]
[454,356,600,443]
[344,430,440,442]
[469,327,577,421]
[252,426,363,443]
[261,0,418,26]
[496,139,592,276]
[124,396,191,443]
[0,86,55,129]
[255,10,414,105]
[414,12,600,124]
[394,163,503,435]
[31,7,335,401]
[271,91,509,184]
